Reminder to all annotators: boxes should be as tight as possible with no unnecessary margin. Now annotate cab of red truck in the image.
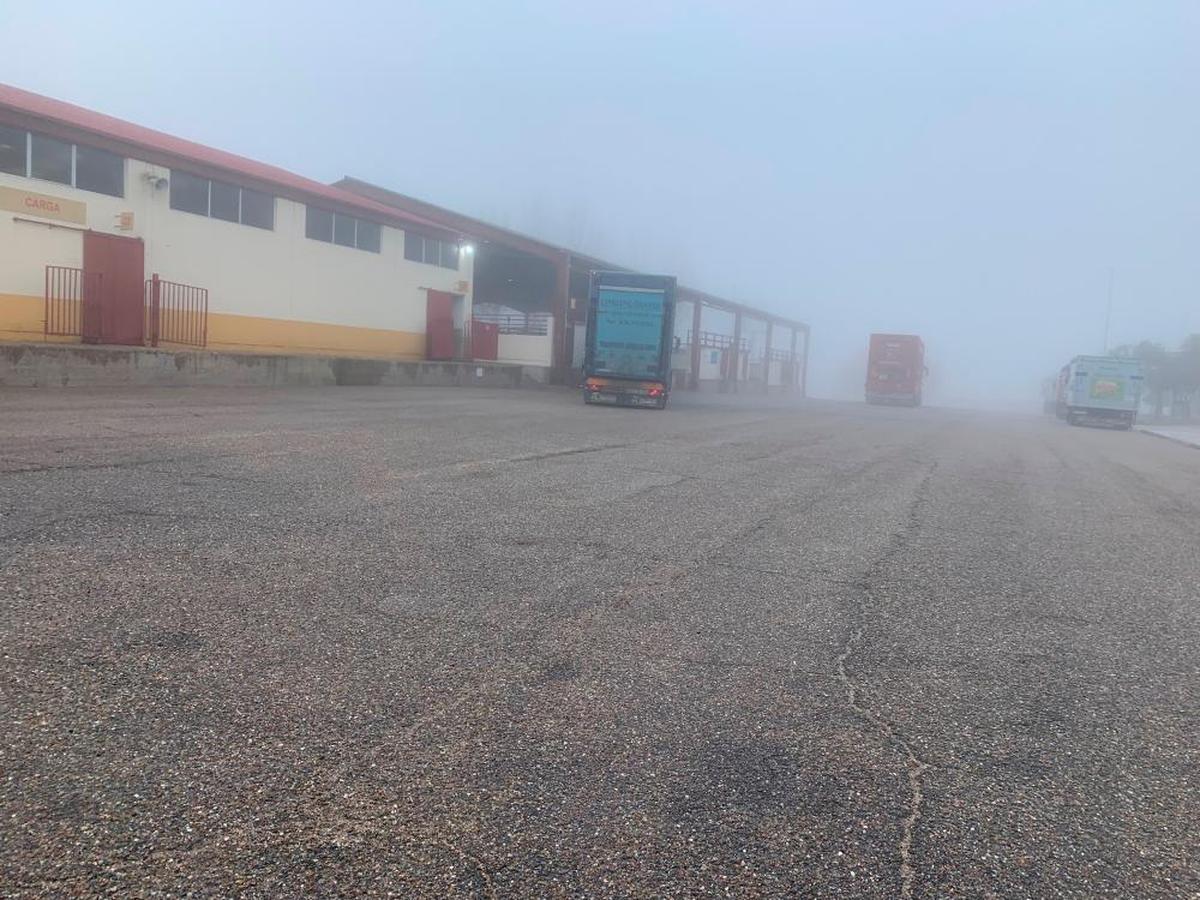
[865,333,925,407]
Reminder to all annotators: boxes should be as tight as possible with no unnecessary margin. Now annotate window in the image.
[404,232,459,269]
[73,144,124,197]
[333,213,356,247]
[209,179,240,223]
[306,206,333,241]
[356,220,381,253]
[170,170,275,229]
[240,188,274,230]
[30,134,71,185]
[305,206,380,252]
[0,125,25,176]
[0,128,126,196]
[170,170,210,216]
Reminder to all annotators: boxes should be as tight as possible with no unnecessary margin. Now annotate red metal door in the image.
[471,319,499,360]
[426,290,456,360]
[83,232,145,345]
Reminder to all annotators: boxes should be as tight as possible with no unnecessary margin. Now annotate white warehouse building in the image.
[0,83,475,361]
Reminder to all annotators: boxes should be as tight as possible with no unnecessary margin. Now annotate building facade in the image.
[0,83,807,390]
[0,85,471,360]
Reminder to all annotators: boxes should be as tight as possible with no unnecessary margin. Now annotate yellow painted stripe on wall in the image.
[206,311,424,359]
[0,293,77,343]
[0,293,425,359]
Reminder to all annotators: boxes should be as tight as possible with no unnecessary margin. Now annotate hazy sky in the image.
[4,1,1198,405]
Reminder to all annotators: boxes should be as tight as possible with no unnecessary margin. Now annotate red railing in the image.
[145,274,208,348]
[44,265,88,338]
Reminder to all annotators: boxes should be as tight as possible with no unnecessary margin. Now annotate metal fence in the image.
[44,265,88,337]
[471,311,551,336]
[686,330,748,351]
[145,274,208,348]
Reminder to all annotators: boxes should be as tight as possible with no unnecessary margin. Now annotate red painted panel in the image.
[82,232,144,345]
[471,320,499,361]
[426,290,456,360]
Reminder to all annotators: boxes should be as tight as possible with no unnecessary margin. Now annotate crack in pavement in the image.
[833,459,938,900]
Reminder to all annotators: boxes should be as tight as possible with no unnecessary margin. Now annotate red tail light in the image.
[648,386,662,397]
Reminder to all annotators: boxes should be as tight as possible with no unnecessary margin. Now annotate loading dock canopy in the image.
[335,177,809,386]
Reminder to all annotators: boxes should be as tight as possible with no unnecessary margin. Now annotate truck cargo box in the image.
[865,333,925,407]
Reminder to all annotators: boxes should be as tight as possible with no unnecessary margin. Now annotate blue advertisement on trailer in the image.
[593,288,666,378]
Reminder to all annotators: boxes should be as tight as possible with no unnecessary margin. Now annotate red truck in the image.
[865,333,925,407]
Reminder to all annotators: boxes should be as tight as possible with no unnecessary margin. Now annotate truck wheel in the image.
[656,396,668,410]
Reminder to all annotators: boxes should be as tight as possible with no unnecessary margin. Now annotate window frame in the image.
[0,124,28,177]
[170,169,275,230]
[239,187,275,230]
[0,127,128,198]
[29,133,74,186]
[73,143,126,198]
[306,206,335,242]
[208,178,241,223]
[169,169,212,217]
[404,232,459,269]
[355,220,381,253]
[306,205,383,253]
[333,212,357,248]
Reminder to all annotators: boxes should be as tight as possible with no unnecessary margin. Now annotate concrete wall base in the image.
[0,342,552,389]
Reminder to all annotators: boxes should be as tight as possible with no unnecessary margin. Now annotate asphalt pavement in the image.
[2,386,1197,898]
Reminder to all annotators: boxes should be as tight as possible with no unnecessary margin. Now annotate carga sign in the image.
[0,185,87,224]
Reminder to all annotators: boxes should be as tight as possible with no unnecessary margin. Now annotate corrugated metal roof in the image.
[0,83,459,239]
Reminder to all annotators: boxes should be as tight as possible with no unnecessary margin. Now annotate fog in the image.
[4,1,1197,409]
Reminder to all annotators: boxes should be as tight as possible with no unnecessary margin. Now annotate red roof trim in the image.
[0,82,460,240]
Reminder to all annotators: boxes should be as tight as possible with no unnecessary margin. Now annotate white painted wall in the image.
[0,155,471,334]
[497,324,553,366]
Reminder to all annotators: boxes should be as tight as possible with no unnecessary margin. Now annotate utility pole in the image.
[1102,267,1115,353]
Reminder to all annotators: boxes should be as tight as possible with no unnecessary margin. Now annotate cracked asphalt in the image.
[2,386,1198,898]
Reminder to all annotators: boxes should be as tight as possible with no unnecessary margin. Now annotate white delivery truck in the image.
[1056,355,1144,429]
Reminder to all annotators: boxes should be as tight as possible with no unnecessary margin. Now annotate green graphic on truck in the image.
[1089,378,1124,401]
[1054,355,1143,429]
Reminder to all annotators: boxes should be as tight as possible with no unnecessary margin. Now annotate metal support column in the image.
[763,320,773,394]
[690,300,702,389]
[799,327,809,397]
[551,251,571,383]
[730,310,742,393]
[789,326,798,392]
